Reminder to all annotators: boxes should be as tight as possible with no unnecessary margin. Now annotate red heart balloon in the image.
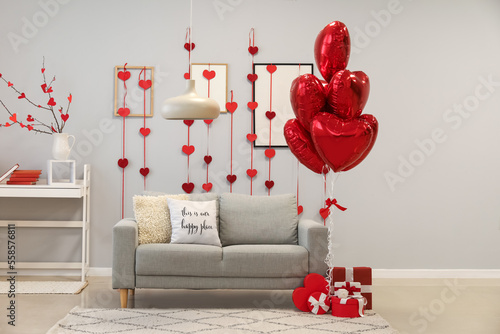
[139,79,152,90]
[203,70,216,80]
[117,70,131,81]
[311,113,378,173]
[246,169,257,178]
[247,101,258,110]
[292,273,330,312]
[290,73,327,130]
[283,119,325,174]
[202,183,213,192]
[182,182,195,193]
[227,174,237,184]
[314,21,350,83]
[341,114,378,172]
[265,180,274,189]
[140,167,150,176]
[326,70,370,119]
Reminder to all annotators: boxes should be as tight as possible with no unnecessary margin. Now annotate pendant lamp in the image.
[161,0,220,120]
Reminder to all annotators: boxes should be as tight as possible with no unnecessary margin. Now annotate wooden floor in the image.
[0,276,499,333]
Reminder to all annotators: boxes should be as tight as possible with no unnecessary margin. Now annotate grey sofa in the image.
[112,193,328,308]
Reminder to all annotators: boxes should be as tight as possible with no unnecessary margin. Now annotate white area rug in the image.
[0,281,88,294]
[47,307,399,334]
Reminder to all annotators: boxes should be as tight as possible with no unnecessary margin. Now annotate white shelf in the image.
[0,164,91,282]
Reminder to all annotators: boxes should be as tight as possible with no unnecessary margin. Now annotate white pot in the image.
[52,133,75,160]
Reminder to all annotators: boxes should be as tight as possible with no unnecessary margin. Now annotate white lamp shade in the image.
[161,80,220,120]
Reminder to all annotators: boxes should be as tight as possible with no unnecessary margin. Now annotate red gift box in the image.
[331,296,365,318]
[330,267,372,309]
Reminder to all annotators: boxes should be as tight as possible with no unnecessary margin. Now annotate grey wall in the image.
[0,0,499,270]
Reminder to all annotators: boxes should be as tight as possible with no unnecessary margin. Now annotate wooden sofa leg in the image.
[130,289,135,296]
[120,289,129,308]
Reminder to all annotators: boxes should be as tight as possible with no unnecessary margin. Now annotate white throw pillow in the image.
[133,194,188,244]
[167,198,221,247]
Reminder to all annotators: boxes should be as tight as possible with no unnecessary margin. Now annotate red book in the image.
[8,177,39,182]
[6,181,36,185]
[12,169,42,174]
[0,164,20,182]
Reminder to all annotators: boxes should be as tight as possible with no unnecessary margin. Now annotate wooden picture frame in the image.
[114,66,154,117]
[253,63,314,147]
[191,63,228,113]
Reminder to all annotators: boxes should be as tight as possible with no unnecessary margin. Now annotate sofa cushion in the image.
[222,244,308,278]
[219,193,298,246]
[188,193,220,230]
[167,198,221,247]
[133,194,187,244]
[135,243,223,276]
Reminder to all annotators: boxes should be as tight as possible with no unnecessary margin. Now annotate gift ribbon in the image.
[339,295,366,317]
[325,198,347,211]
[335,282,361,296]
[308,293,329,314]
[344,268,372,293]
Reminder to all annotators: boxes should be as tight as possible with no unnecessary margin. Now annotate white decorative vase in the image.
[52,133,75,160]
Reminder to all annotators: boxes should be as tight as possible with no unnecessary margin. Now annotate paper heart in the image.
[326,70,370,119]
[265,111,276,120]
[319,207,330,219]
[184,42,195,51]
[9,114,17,122]
[182,182,195,194]
[314,21,350,83]
[226,174,237,184]
[139,79,152,90]
[203,70,216,80]
[202,183,213,192]
[182,145,195,155]
[290,73,327,131]
[4,123,10,127]
[204,155,212,165]
[18,92,25,99]
[0,73,2,78]
[117,158,128,168]
[19,123,25,128]
[204,119,213,125]
[27,115,34,122]
[246,133,257,142]
[183,120,194,126]
[246,169,257,178]
[247,73,258,82]
[284,119,325,174]
[117,70,131,81]
[311,113,378,172]
[118,108,130,117]
[265,148,275,158]
[226,102,238,113]
[8,82,13,87]
[247,101,258,110]
[140,167,150,176]
[61,114,69,122]
[248,46,259,55]
[46,86,53,93]
[297,205,304,215]
[47,97,56,106]
[265,180,274,189]
[68,94,72,103]
[292,273,330,312]
[266,64,277,74]
[184,72,190,79]
[41,68,45,73]
[140,127,151,136]
[27,125,33,131]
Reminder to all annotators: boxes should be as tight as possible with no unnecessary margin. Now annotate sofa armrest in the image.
[298,219,328,276]
[112,218,138,289]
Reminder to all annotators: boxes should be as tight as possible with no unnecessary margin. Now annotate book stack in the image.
[7,169,42,185]
[0,164,42,185]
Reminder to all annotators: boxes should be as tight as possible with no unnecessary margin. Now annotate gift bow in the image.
[338,282,361,296]
[339,294,366,317]
[325,198,347,212]
[308,293,329,314]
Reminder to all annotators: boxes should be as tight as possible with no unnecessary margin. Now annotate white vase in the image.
[52,133,75,160]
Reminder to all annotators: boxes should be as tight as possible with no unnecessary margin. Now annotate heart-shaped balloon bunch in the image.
[284,21,378,173]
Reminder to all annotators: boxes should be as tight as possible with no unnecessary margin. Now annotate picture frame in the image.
[190,63,228,113]
[114,66,154,117]
[253,63,314,147]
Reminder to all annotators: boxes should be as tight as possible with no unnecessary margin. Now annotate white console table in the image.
[0,164,90,281]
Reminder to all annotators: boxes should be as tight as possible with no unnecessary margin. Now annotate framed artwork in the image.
[114,66,154,117]
[253,63,314,147]
[191,63,228,113]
